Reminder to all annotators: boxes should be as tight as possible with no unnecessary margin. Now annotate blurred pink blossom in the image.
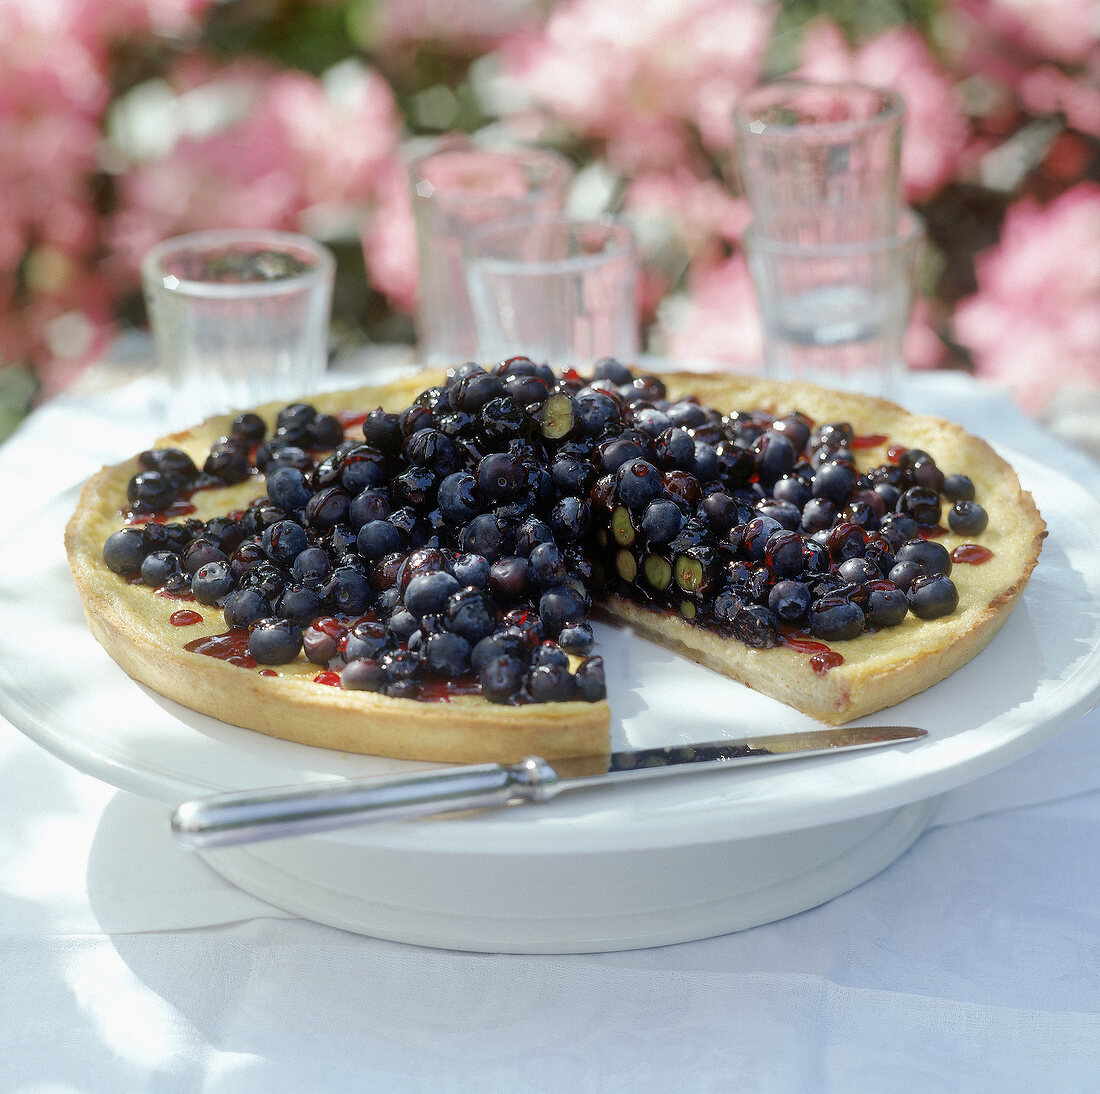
[797,20,969,201]
[951,0,1099,69]
[954,182,1100,411]
[504,0,776,172]
[107,60,407,306]
[372,0,539,52]
[1019,65,1100,138]
[360,161,420,315]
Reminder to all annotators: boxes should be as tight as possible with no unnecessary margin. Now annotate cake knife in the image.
[171,725,926,849]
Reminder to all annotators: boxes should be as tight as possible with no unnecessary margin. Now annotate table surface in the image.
[2,351,1099,1093]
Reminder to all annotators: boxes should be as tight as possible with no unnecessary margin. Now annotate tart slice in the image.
[65,361,1045,763]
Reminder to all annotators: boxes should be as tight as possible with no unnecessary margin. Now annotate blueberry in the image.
[654,427,696,470]
[867,584,909,627]
[690,441,720,482]
[139,447,199,477]
[942,474,976,502]
[275,584,322,627]
[539,585,587,636]
[616,459,663,510]
[444,588,497,644]
[808,597,865,641]
[592,357,634,385]
[127,469,183,511]
[182,537,228,575]
[357,520,402,559]
[261,519,309,565]
[526,663,576,703]
[733,604,781,648]
[292,546,332,588]
[437,470,479,522]
[575,390,621,436]
[404,428,458,474]
[460,512,512,562]
[476,452,525,500]
[342,658,385,691]
[140,549,182,587]
[361,409,404,453]
[452,371,504,412]
[340,445,388,493]
[528,542,566,587]
[558,621,595,656]
[322,566,371,615]
[907,574,959,619]
[895,539,952,577]
[514,518,555,558]
[799,497,837,535]
[837,557,882,584]
[768,579,812,621]
[404,571,460,619]
[552,455,595,496]
[348,488,391,529]
[897,486,942,527]
[452,553,490,589]
[192,560,233,605]
[752,430,797,485]
[763,530,805,579]
[573,656,606,702]
[247,618,303,665]
[380,648,422,683]
[812,460,858,504]
[305,486,350,531]
[479,654,525,703]
[223,588,272,629]
[303,623,341,665]
[598,436,644,475]
[548,496,590,543]
[387,609,419,644]
[887,560,925,592]
[488,556,530,605]
[263,466,311,512]
[641,498,684,545]
[342,620,390,662]
[531,641,570,670]
[948,500,988,536]
[631,407,673,439]
[471,632,529,675]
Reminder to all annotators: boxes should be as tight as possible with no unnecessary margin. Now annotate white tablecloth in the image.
[2,356,1098,1092]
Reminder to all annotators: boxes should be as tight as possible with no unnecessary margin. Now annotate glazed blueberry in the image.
[275,584,322,627]
[539,585,587,636]
[908,574,959,619]
[322,566,371,615]
[223,588,272,629]
[357,520,402,560]
[837,557,882,584]
[140,549,181,587]
[460,512,512,561]
[948,500,988,536]
[248,618,303,665]
[138,447,199,477]
[878,513,919,549]
[292,546,332,588]
[423,631,472,677]
[887,560,926,592]
[598,436,645,475]
[812,460,858,505]
[182,537,228,575]
[942,474,976,502]
[305,486,350,531]
[437,470,479,523]
[479,655,525,703]
[443,588,496,644]
[192,560,233,605]
[361,409,404,453]
[573,656,607,702]
[261,520,308,565]
[639,499,683,545]
[488,556,531,605]
[548,496,591,544]
[799,497,836,535]
[452,371,504,413]
[471,632,529,675]
[593,356,634,386]
[616,459,663,510]
[340,445,388,494]
[552,455,595,496]
[306,413,344,450]
[808,596,865,642]
[575,390,621,436]
[531,641,570,671]
[752,431,798,485]
[476,452,525,500]
[348,488,391,530]
[897,486,942,527]
[895,539,952,577]
[303,624,341,666]
[558,620,595,656]
[768,579,812,622]
[380,648,422,683]
[690,441,720,482]
[654,427,695,470]
[763,530,805,579]
[404,570,460,619]
[866,584,909,627]
[452,553,490,589]
[527,663,576,703]
[341,658,385,691]
[127,469,182,511]
[733,604,781,648]
[754,497,802,531]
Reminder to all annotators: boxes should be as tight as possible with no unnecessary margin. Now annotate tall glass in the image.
[734,81,904,242]
[745,209,923,395]
[142,229,334,421]
[464,215,639,369]
[410,140,573,366]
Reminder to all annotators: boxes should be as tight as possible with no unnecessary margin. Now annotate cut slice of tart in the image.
[65,362,1045,763]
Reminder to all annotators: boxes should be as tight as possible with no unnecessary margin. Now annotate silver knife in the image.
[171,725,925,849]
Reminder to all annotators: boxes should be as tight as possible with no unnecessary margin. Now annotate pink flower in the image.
[370,0,538,53]
[504,0,775,172]
[951,0,1099,69]
[360,161,419,315]
[796,20,969,201]
[954,183,1100,411]
[1019,65,1100,138]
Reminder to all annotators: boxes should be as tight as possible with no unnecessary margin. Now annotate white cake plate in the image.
[3,451,1098,952]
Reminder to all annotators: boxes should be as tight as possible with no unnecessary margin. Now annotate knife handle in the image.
[170,757,560,849]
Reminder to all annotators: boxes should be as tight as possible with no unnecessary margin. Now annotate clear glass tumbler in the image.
[734,81,905,242]
[410,140,573,366]
[464,215,639,369]
[745,209,924,395]
[142,229,334,422]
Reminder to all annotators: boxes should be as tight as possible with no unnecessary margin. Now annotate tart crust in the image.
[65,370,1045,761]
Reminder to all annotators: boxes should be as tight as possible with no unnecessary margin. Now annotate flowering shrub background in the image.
[1,0,1097,441]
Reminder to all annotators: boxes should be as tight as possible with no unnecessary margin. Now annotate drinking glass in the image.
[410,140,573,365]
[734,81,905,242]
[142,229,334,421]
[745,209,923,394]
[464,215,639,368]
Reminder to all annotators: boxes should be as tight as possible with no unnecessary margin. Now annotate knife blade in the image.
[170,725,926,849]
